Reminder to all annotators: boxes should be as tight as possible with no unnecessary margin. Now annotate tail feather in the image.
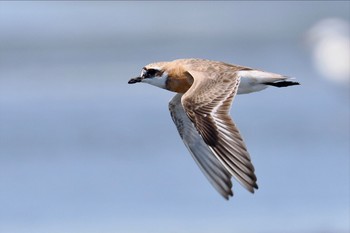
[264,81,300,88]
[237,70,300,94]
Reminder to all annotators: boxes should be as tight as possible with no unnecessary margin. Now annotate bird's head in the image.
[128,63,168,89]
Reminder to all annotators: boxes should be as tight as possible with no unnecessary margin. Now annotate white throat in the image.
[142,72,168,89]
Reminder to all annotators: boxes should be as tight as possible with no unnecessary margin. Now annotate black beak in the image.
[128,77,142,84]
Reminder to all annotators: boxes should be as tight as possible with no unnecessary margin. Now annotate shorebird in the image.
[128,58,299,199]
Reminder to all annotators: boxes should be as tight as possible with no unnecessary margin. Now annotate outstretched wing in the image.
[169,94,233,199]
[181,67,258,193]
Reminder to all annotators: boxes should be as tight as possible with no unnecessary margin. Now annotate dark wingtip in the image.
[128,77,142,84]
[223,192,232,201]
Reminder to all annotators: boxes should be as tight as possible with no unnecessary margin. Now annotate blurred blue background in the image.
[0,2,349,233]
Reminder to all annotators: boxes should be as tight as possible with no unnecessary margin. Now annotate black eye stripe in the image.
[143,68,161,78]
[147,69,157,76]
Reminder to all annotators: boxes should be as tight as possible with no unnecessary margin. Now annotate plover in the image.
[128,58,299,199]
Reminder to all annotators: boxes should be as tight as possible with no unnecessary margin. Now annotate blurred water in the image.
[0,2,349,233]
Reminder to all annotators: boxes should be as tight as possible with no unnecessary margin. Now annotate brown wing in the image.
[181,68,258,193]
[169,94,233,199]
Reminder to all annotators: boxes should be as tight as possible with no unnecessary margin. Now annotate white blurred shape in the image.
[306,18,350,85]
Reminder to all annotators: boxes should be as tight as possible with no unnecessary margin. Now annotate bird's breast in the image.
[166,71,194,93]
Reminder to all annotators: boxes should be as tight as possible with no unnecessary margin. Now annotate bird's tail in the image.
[263,80,300,88]
[237,70,300,94]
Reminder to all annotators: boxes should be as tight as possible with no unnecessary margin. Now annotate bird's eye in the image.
[146,69,157,76]
[141,68,158,78]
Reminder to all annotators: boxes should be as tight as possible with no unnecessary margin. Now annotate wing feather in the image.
[169,94,233,199]
[180,65,258,194]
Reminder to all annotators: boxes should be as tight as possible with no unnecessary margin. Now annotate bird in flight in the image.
[128,58,299,200]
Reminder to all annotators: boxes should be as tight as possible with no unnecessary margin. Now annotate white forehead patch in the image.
[140,68,147,77]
